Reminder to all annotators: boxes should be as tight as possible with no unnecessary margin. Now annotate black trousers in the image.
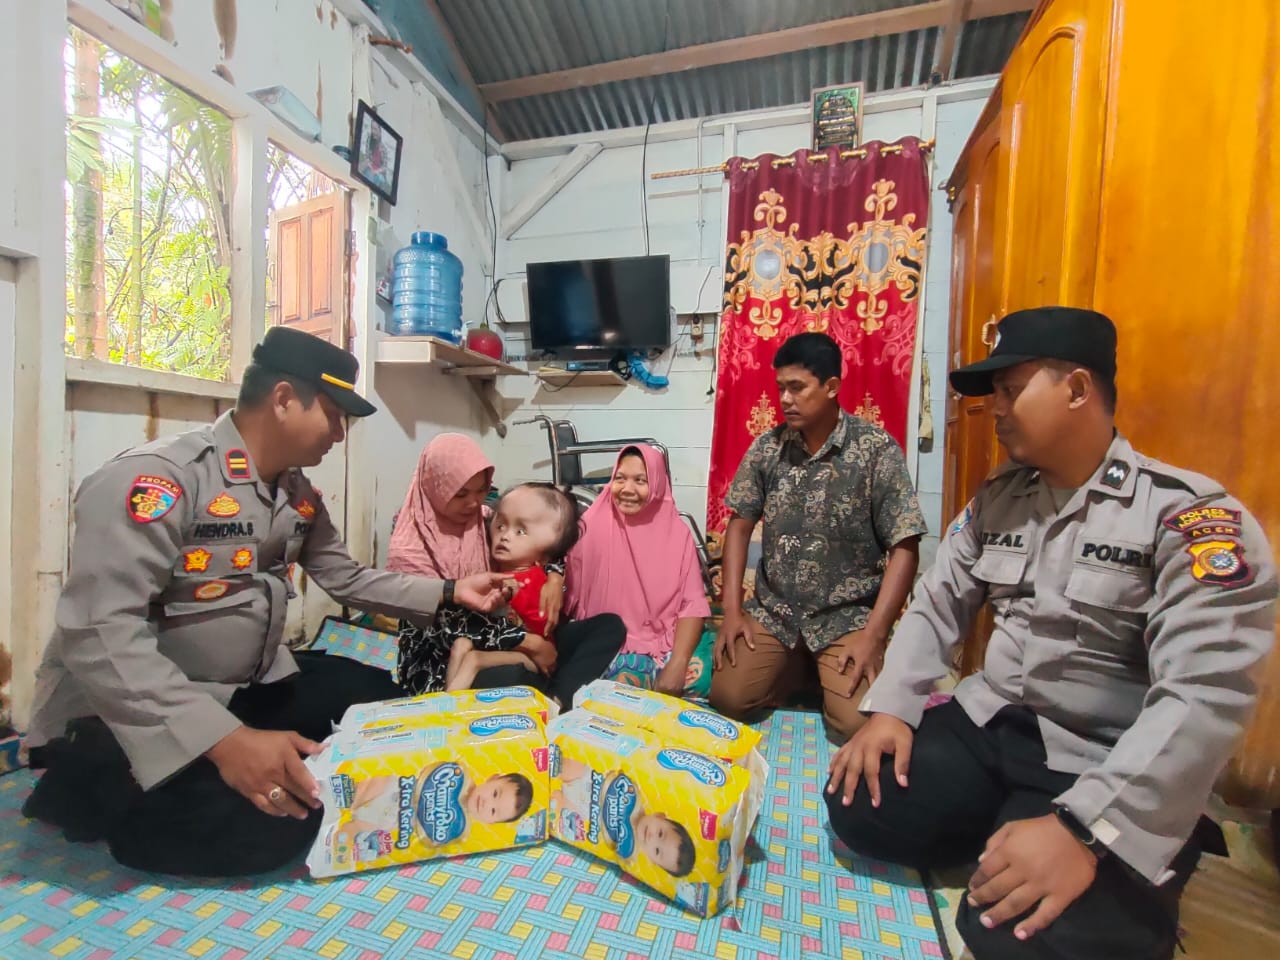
[825,699,1200,960]
[24,651,401,877]
[473,613,625,707]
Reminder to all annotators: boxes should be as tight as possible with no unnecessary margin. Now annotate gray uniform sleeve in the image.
[860,494,988,727]
[51,455,242,790]
[299,494,444,620]
[1055,497,1278,884]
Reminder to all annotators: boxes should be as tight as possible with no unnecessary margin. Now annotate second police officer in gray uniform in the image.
[826,307,1277,960]
[23,328,512,876]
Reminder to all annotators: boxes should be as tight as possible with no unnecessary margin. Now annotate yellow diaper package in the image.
[306,712,550,879]
[548,711,763,917]
[339,685,558,733]
[573,680,764,772]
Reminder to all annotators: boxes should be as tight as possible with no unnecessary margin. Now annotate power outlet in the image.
[690,319,704,340]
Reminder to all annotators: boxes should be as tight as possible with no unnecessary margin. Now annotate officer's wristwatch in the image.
[443,579,456,606]
[1053,804,1108,859]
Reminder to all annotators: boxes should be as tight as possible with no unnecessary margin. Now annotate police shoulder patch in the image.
[128,475,183,523]
[949,499,975,536]
[1164,505,1243,537]
[1186,538,1254,587]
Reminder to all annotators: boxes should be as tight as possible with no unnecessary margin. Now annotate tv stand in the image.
[536,365,626,388]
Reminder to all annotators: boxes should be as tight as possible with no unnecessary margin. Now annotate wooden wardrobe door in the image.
[1092,0,1280,806]
[945,113,1005,676]
[997,0,1113,313]
[944,177,977,529]
[945,120,1004,521]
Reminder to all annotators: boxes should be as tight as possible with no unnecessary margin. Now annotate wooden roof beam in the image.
[934,0,975,81]
[479,0,1035,103]
[420,0,508,141]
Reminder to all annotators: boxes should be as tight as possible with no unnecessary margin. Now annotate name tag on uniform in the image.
[1076,537,1153,573]
[972,529,1030,587]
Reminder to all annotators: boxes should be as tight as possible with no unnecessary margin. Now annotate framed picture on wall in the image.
[351,100,403,206]
[811,82,864,151]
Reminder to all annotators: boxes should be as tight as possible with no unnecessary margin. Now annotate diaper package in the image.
[306,712,550,878]
[339,685,558,734]
[573,680,766,775]
[548,711,763,917]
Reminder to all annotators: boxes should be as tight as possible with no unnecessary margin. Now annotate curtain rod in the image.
[650,138,934,180]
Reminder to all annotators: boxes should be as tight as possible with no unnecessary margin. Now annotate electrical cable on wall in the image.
[480,110,510,332]
[640,0,674,257]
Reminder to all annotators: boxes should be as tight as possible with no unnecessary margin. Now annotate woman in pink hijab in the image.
[387,433,496,581]
[566,445,712,698]
[388,433,625,704]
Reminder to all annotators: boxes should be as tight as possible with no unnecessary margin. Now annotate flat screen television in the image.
[526,255,671,354]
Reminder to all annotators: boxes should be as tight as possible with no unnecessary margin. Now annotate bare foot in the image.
[445,637,474,690]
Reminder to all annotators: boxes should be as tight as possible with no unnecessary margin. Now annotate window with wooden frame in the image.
[63,23,236,381]
[62,5,368,392]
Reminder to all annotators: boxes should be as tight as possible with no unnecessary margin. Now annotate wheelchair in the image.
[511,415,720,598]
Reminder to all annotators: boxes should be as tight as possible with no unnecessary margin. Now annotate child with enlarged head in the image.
[396,482,580,695]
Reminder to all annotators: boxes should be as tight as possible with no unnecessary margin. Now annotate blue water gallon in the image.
[391,231,463,342]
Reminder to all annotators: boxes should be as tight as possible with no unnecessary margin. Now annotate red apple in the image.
[467,326,505,360]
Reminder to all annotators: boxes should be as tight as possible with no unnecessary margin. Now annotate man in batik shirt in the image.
[711,332,927,739]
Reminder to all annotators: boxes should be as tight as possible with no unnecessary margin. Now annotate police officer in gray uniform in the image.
[825,308,1277,959]
[24,327,512,876]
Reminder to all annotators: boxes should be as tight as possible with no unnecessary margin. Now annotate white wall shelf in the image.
[375,335,526,436]
[375,335,526,377]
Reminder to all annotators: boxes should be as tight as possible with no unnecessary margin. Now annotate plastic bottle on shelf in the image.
[391,231,463,342]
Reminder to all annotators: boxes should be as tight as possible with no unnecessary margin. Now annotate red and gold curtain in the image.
[706,137,930,541]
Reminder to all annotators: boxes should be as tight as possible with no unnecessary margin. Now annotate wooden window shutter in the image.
[267,192,348,343]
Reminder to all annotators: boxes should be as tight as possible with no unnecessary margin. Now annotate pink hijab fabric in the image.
[566,445,710,657]
[387,433,494,580]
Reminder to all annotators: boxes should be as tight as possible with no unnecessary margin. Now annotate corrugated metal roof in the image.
[954,12,1028,78]
[408,0,1029,140]
[436,0,921,83]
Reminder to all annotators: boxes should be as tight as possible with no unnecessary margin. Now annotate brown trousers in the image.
[709,621,871,741]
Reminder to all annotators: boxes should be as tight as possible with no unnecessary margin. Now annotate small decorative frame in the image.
[351,100,403,205]
[811,82,865,151]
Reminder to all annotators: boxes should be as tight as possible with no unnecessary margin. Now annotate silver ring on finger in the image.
[268,785,284,803]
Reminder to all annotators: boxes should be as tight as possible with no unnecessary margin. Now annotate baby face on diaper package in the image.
[548,711,763,917]
[306,712,550,878]
[339,685,558,733]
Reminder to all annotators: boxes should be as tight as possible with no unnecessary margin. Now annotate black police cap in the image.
[252,327,377,417]
[949,306,1117,397]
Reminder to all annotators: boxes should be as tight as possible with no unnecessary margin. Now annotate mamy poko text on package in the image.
[339,686,558,733]
[306,712,549,878]
[547,711,763,917]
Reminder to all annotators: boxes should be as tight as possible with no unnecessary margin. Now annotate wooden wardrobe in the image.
[943,0,1280,806]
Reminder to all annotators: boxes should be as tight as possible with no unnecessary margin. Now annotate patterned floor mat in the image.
[0,711,941,960]
[307,617,399,673]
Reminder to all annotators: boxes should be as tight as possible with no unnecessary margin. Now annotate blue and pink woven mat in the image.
[0,629,943,959]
